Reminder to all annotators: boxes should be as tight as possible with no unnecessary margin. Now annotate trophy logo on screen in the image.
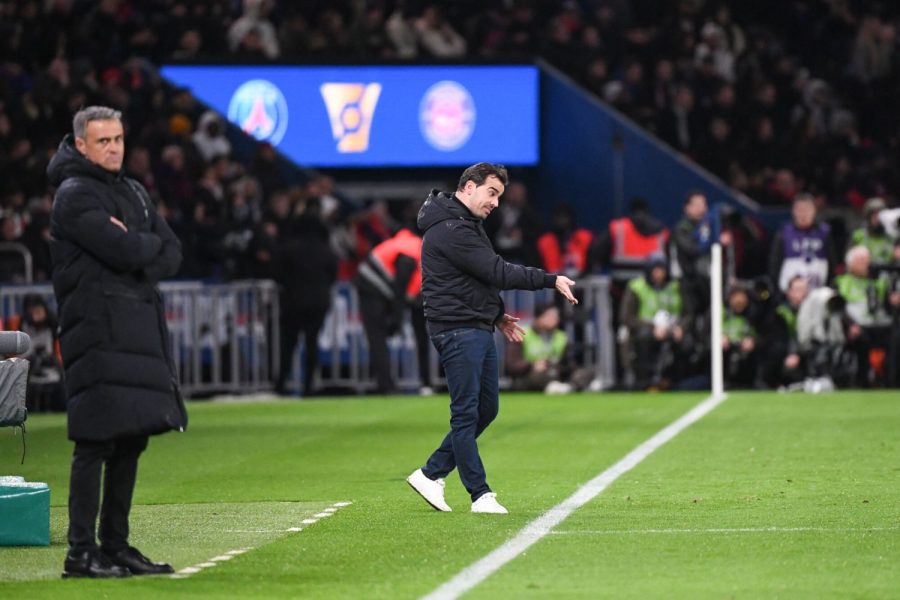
[320,83,382,153]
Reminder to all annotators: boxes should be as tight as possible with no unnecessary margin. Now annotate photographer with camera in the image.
[835,246,900,386]
[850,198,896,266]
[797,286,858,389]
[761,276,809,388]
[619,259,689,390]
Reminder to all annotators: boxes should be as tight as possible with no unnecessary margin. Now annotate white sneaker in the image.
[544,380,573,394]
[471,492,508,514]
[406,469,452,512]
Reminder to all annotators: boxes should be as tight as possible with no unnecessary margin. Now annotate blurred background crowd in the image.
[2,0,900,397]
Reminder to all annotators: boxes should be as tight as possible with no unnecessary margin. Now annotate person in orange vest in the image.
[354,225,428,394]
[593,197,669,282]
[536,204,594,277]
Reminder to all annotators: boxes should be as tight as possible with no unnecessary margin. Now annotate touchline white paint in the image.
[171,500,352,579]
[422,393,728,600]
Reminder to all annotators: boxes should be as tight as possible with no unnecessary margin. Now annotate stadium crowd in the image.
[2,0,900,395]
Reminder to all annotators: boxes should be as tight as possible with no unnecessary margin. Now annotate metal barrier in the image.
[0,281,280,398]
[306,276,617,394]
[0,276,616,398]
[0,243,33,284]
[162,280,280,396]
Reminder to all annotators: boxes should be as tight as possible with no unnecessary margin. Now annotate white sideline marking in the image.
[551,525,900,536]
[422,394,727,600]
[172,501,353,579]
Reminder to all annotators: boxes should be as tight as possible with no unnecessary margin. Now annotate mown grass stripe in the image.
[423,393,727,600]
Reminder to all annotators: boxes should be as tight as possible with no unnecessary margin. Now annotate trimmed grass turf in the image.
[0,391,896,598]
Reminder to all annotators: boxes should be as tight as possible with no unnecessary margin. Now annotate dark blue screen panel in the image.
[160,65,539,167]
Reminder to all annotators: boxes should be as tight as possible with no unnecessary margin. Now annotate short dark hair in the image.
[457,162,508,191]
[793,192,815,205]
[628,197,649,213]
[683,189,706,206]
[533,301,556,320]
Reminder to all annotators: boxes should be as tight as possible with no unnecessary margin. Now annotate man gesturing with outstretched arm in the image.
[407,163,577,514]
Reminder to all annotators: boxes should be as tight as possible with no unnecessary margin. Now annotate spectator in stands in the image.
[415,4,466,59]
[251,142,286,198]
[307,8,354,59]
[227,0,280,59]
[719,205,768,280]
[592,197,668,283]
[695,22,736,82]
[850,14,894,84]
[761,275,808,388]
[192,110,232,163]
[0,213,28,283]
[351,2,395,59]
[537,203,593,279]
[670,190,731,314]
[722,284,759,388]
[21,195,54,282]
[354,223,427,395]
[385,3,419,59]
[619,259,688,390]
[18,294,64,412]
[769,193,837,295]
[506,302,590,393]
[695,116,734,180]
[849,197,895,265]
[657,84,700,154]
[274,204,338,396]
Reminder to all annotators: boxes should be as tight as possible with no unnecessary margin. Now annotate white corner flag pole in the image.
[710,243,725,398]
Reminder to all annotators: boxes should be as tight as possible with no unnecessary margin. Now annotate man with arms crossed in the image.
[49,106,186,577]
[407,163,577,514]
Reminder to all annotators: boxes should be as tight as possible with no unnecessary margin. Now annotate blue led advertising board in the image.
[160,65,539,167]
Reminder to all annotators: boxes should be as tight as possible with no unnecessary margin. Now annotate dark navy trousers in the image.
[422,328,499,501]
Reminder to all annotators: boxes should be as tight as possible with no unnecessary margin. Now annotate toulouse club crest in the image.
[228,79,289,145]
[419,81,476,151]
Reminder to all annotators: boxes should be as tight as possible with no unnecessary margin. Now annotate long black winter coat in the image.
[48,135,187,442]
[417,190,556,334]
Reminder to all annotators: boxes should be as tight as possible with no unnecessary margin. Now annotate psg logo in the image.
[419,81,476,151]
[228,79,289,145]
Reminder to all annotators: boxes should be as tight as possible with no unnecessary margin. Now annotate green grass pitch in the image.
[0,391,897,598]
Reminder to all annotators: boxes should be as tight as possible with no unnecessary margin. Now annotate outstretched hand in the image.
[496,313,527,343]
[555,276,578,304]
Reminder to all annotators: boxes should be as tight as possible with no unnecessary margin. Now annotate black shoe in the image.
[62,550,131,579]
[104,546,174,575]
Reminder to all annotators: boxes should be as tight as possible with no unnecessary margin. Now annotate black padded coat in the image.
[47,135,187,441]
